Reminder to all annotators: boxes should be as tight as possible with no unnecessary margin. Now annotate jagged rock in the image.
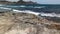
[0,12,60,34]
[0,0,37,4]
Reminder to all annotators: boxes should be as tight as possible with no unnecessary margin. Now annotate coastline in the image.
[0,0,60,34]
[0,5,60,33]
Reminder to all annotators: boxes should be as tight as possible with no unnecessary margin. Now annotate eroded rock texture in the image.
[0,12,60,34]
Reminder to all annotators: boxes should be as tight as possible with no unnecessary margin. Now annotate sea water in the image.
[0,4,60,17]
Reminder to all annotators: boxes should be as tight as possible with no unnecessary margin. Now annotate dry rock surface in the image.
[0,12,60,34]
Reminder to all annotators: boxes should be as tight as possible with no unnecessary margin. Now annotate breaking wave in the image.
[1,5,45,8]
[0,6,60,18]
[13,9,60,18]
[13,9,40,15]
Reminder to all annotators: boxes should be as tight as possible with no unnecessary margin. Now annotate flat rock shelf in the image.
[0,12,60,34]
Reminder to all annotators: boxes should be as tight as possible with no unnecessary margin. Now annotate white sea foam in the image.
[4,5,28,8]
[5,5,45,8]
[13,9,40,15]
[13,9,60,18]
[39,13,60,17]
[6,5,26,8]
[0,7,12,10]
[19,5,26,7]
[0,7,60,18]
[6,6,19,7]
[34,6,45,8]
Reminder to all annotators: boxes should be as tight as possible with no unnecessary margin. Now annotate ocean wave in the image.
[34,6,45,8]
[0,7,12,10]
[19,5,26,7]
[39,13,60,17]
[0,4,5,6]
[0,7,60,18]
[13,9,60,18]
[13,9,40,15]
[4,5,45,8]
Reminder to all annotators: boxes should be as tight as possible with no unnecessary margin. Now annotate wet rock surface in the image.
[0,12,60,34]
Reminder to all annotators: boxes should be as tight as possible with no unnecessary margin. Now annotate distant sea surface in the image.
[0,4,60,13]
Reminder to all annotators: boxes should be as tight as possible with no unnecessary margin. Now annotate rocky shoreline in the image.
[0,1,37,4]
[0,12,60,34]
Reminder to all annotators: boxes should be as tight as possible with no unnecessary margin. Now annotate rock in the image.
[0,1,37,4]
[0,12,60,34]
